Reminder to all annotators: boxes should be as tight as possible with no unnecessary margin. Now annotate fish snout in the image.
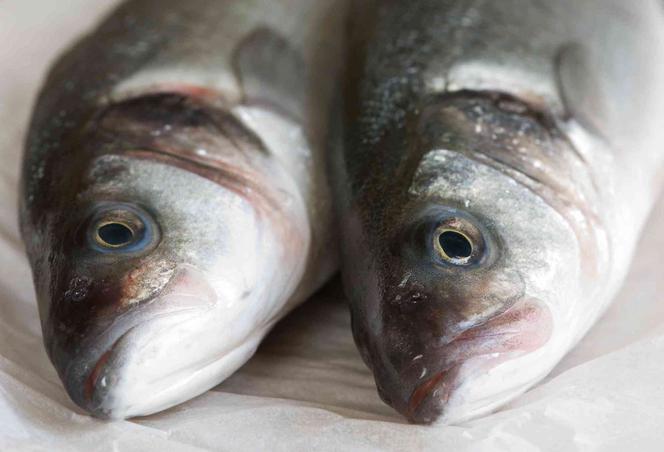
[48,265,219,419]
[373,297,553,424]
[54,302,216,419]
[55,334,131,419]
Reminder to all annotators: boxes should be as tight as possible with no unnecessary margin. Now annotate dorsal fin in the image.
[232,27,306,121]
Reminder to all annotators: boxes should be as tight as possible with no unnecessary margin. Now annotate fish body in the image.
[334,0,664,424]
[20,0,346,419]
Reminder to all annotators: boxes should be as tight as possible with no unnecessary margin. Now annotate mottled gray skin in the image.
[334,0,664,424]
[21,0,345,418]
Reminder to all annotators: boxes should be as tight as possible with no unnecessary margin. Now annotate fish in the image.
[332,0,664,424]
[19,0,346,419]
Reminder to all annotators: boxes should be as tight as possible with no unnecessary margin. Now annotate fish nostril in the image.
[64,276,92,303]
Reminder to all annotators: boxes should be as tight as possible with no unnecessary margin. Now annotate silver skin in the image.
[334,0,664,424]
[20,0,346,419]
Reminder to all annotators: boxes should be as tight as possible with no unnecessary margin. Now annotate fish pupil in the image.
[438,231,472,260]
[98,223,134,247]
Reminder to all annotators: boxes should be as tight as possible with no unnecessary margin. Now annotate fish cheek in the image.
[377,250,526,371]
[45,209,161,355]
[46,258,124,360]
[430,266,527,333]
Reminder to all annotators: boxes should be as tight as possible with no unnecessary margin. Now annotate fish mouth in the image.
[402,297,553,424]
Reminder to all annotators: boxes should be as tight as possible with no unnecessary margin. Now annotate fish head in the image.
[344,93,605,424]
[22,93,309,419]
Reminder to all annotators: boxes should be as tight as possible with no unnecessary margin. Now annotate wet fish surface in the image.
[333,0,664,424]
[20,0,346,419]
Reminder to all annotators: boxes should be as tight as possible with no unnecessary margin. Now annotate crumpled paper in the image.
[1,1,663,450]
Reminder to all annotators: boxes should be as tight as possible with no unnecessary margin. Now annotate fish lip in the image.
[405,367,460,424]
[403,297,552,424]
[78,328,134,419]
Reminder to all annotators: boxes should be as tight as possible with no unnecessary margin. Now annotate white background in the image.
[1,1,664,450]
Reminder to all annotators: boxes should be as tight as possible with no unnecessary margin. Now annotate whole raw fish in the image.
[333,0,664,424]
[20,0,345,419]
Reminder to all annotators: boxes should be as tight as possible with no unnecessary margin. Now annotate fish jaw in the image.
[48,264,215,418]
[401,297,553,424]
[344,238,557,426]
[340,198,561,425]
[69,310,268,420]
[49,262,280,420]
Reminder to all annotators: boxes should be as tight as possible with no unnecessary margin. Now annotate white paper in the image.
[1,1,663,450]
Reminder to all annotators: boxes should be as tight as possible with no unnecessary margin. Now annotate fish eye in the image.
[435,229,473,264]
[95,222,135,248]
[430,213,488,267]
[86,203,159,254]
